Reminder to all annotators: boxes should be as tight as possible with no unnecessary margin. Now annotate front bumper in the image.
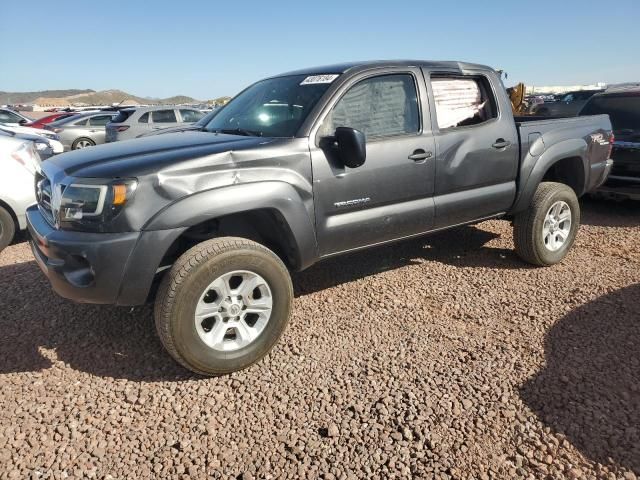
[27,205,140,304]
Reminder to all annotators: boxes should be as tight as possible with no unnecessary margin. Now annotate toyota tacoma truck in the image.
[27,61,613,375]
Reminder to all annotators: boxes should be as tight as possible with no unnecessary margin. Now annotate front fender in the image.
[143,181,319,270]
[511,138,588,214]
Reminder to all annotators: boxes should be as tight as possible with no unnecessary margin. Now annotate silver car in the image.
[105,106,205,142]
[46,112,117,151]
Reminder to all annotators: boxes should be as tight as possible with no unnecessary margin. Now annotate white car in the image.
[0,133,40,252]
[0,124,64,155]
[0,108,34,126]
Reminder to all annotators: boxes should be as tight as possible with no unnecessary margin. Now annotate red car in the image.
[24,112,78,129]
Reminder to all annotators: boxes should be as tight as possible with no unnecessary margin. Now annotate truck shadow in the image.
[0,223,522,381]
[294,224,526,296]
[581,197,640,228]
[520,284,640,473]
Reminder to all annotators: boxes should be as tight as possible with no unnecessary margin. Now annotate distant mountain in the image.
[1,89,201,106]
[0,89,94,104]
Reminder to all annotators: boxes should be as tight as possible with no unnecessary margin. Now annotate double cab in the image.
[27,60,613,375]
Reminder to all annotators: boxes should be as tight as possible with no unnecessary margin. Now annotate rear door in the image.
[310,68,436,256]
[87,114,115,144]
[422,68,519,227]
[151,109,179,130]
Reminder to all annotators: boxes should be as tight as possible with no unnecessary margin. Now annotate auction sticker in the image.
[300,74,339,85]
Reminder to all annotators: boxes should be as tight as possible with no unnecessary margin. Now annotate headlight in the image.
[11,143,38,172]
[43,132,60,141]
[56,179,137,229]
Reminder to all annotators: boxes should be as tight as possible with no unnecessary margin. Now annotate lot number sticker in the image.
[300,74,339,85]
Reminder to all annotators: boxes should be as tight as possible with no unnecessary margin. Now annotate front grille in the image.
[35,171,55,226]
[611,145,640,178]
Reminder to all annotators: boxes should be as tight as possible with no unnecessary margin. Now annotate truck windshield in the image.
[203,74,337,137]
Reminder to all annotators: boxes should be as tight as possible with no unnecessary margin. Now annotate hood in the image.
[137,125,201,138]
[48,131,276,178]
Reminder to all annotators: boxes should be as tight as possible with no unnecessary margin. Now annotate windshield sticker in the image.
[300,74,339,85]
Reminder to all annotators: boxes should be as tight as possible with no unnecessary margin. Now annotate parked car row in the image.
[39,105,206,151]
[531,89,603,116]
[0,104,208,251]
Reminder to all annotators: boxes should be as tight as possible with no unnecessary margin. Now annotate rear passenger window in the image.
[89,115,114,126]
[152,110,177,123]
[138,112,149,123]
[180,109,204,123]
[320,74,420,139]
[431,76,497,129]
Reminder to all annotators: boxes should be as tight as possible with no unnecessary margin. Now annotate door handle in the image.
[492,139,511,149]
[408,149,433,161]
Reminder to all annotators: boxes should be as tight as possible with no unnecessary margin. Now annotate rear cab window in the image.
[152,110,177,123]
[179,109,204,123]
[111,109,135,123]
[88,115,115,126]
[430,75,498,130]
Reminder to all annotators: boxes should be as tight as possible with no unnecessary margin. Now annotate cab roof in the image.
[273,60,495,78]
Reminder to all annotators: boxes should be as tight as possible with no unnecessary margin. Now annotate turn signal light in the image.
[112,184,128,206]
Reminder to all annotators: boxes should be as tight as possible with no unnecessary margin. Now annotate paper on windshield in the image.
[300,74,339,85]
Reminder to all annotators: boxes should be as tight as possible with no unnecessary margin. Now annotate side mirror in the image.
[334,127,366,168]
[19,119,28,125]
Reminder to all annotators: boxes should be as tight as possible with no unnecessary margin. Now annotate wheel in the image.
[154,237,293,375]
[513,182,580,266]
[0,206,16,253]
[72,137,95,150]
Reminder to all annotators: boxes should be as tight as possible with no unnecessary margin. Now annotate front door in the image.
[310,70,436,256]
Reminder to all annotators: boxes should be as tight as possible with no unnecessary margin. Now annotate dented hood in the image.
[48,131,274,178]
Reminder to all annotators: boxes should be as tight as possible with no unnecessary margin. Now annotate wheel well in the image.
[541,157,585,196]
[0,199,19,232]
[158,209,299,273]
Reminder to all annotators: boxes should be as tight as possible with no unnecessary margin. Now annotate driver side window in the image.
[319,74,420,139]
[0,111,22,123]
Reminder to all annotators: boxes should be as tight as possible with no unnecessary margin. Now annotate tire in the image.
[72,137,95,150]
[0,206,16,254]
[154,237,293,376]
[513,182,580,266]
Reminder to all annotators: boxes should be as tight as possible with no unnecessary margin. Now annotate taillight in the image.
[115,126,130,132]
[608,132,615,159]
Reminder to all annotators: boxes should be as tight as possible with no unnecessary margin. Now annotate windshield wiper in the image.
[211,128,263,137]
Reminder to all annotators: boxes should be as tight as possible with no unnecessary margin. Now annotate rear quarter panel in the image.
[511,115,612,213]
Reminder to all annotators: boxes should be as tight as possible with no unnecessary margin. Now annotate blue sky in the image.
[1,0,638,100]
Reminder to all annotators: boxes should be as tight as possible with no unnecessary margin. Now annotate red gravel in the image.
[0,198,638,479]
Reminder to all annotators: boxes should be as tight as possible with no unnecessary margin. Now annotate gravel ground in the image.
[0,198,638,479]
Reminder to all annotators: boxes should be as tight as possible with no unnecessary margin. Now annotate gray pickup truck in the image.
[27,60,613,375]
